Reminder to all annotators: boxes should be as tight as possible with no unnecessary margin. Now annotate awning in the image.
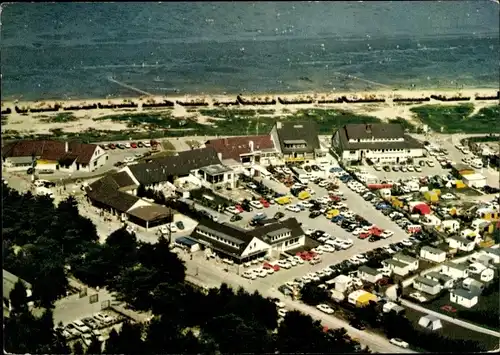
[413,203,431,215]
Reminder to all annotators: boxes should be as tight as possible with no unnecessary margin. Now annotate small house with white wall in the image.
[481,247,500,264]
[382,301,405,315]
[460,228,482,244]
[357,266,383,284]
[467,263,495,283]
[441,219,460,234]
[441,261,469,280]
[382,259,411,276]
[462,278,485,294]
[332,275,354,293]
[447,235,475,252]
[393,253,419,271]
[413,276,442,295]
[424,271,454,289]
[420,246,447,263]
[450,288,479,308]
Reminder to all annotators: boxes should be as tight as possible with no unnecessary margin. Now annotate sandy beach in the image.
[1,88,498,136]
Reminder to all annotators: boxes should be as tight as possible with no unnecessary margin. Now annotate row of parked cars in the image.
[55,312,121,345]
[101,140,159,150]
[374,163,425,172]
[241,252,322,279]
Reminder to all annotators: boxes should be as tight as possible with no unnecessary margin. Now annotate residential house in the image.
[270,121,324,163]
[357,266,383,284]
[424,271,454,289]
[460,228,482,244]
[418,315,442,331]
[420,246,447,263]
[331,123,424,163]
[2,140,108,173]
[332,275,353,293]
[462,278,484,294]
[441,219,460,233]
[449,288,479,308]
[447,235,475,252]
[382,301,405,315]
[382,259,411,276]
[204,135,279,167]
[467,263,495,282]
[413,276,442,295]
[393,253,419,271]
[475,254,496,267]
[124,147,237,190]
[347,290,378,307]
[3,269,33,316]
[441,261,469,280]
[482,247,500,264]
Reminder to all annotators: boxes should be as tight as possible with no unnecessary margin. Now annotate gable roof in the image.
[129,148,221,185]
[335,124,423,151]
[85,175,141,212]
[247,217,304,244]
[205,135,275,161]
[3,269,31,300]
[358,265,381,276]
[421,246,446,255]
[448,235,474,245]
[109,171,138,189]
[275,121,320,153]
[393,253,418,264]
[443,261,468,272]
[2,140,98,164]
[484,247,500,257]
[414,276,440,287]
[425,271,452,283]
[452,288,480,299]
[384,259,408,268]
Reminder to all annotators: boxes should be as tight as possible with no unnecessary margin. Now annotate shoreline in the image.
[1,87,498,109]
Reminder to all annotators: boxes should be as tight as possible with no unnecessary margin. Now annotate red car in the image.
[441,305,457,313]
[264,262,280,271]
[358,232,371,239]
[130,142,138,148]
[108,143,116,149]
[235,205,244,213]
[260,198,270,208]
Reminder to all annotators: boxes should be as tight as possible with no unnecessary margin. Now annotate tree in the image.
[103,328,121,354]
[9,279,29,314]
[396,280,403,299]
[73,340,84,354]
[85,335,102,355]
[300,283,329,305]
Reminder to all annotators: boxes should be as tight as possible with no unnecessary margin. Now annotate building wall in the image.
[450,293,477,308]
[413,281,441,295]
[420,249,446,263]
[241,237,270,258]
[463,176,487,188]
[270,126,282,155]
[341,148,424,162]
[2,158,32,172]
[441,266,469,279]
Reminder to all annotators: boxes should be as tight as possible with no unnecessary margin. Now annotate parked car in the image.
[316,304,334,314]
[390,338,409,349]
[274,212,285,220]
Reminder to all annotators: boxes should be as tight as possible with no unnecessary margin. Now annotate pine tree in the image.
[9,279,29,314]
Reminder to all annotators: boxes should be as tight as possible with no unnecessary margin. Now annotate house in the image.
[420,246,447,263]
[476,208,500,221]
[332,275,353,293]
[382,259,411,276]
[189,217,305,263]
[204,135,279,166]
[474,254,496,267]
[462,173,487,189]
[447,235,475,252]
[347,290,378,307]
[451,163,475,177]
[247,218,306,258]
[441,261,469,280]
[85,172,173,230]
[125,148,237,190]
[413,276,442,295]
[424,271,454,289]
[3,269,33,316]
[462,278,484,294]
[467,263,495,282]
[2,140,108,173]
[382,301,405,315]
[449,288,479,308]
[418,315,442,331]
[357,265,383,284]
[331,123,424,163]
[481,247,500,264]
[393,253,419,271]
[270,121,325,163]
[441,219,460,233]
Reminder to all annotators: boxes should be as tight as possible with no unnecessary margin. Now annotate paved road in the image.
[398,299,500,338]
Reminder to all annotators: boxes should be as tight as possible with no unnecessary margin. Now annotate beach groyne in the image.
[341,96,386,103]
[317,98,343,104]
[237,95,276,105]
[430,95,471,102]
[393,97,431,103]
[277,97,314,105]
[142,100,175,108]
[475,91,500,101]
[213,100,239,107]
[175,100,209,107]
[1,108,12,115]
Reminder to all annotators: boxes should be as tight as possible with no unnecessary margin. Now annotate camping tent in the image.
[418,314,442,331]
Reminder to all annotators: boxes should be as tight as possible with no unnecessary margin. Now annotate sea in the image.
[1,1,499,101]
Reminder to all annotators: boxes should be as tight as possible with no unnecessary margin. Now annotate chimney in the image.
[277,122,282,129]
[217,152,222,161]
[65,141,68,153]
[249,140,254,152]
[365,124,372,134]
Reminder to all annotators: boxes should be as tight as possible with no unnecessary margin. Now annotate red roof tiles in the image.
[205,135,275,161]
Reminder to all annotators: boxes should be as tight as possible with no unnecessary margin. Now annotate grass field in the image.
[40,112,78,123]
[411,104,500,133]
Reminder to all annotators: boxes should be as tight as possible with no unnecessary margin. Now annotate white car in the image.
[286,205,301,213]
[351,228,363,236]
[318,236,329,243]
[316,304,335,314]
[390,338,409,349]
[321,244,335,253]
[123,142,131,149]
[278,308,288,318]
[275,300,286,309]
[374,165,382,171]
[287,258,298,266]
[407,165,415,172]
[318,180,330,187]
[294,256,305,264]
[352,254,368,263]
[226,206,241,214]
[340,239,354,249]
[123,156,135,163]
[306,273,321,281]
[256,269,268,278]
[401,239,413,247]
[301,201,314,208]
[242,270,257,280]
[250,200,264,209]
[283,167,292,175]
[277,260,292,269]
[409,292,427,302]
[317,197,330,205]
[264,267,275,275]
[415,166,422,172]
[348,256,363,265]
[311,247,324,255]
[305,228,316,235]
[331,239,345,249]
[380,230,394,239]
[302,274,312,282]
[382,245,396,254]
[441,193,456,200]
[72,320,91,334]
[143,141,151,148]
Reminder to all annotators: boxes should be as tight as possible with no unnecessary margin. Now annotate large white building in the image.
[331,123,424,163]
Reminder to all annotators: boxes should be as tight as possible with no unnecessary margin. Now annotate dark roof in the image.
[452,163,474,171]
[109,171,138,189]
[452,288,479,299]
[2,140,98,164]
[190,219,255,258]
[129,148,221,185]
[484,247,500,257]
[85,175,140,212]
[393,253,418,264]
[205,135,275,160]
[358,265,381,276]
[443,261,468,271]
[421,246,446,254]
[447,235,474,245]
[335,124,423,151]
[426,272,452,283]
[127,205,172,222]
[275,121,320,153]
[414,276,440,287]
[175,236,199,247]
[247,217,304,244]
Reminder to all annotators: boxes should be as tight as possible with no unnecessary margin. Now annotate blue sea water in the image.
[1,1,499,101]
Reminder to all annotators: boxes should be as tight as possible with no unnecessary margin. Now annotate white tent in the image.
[418,314,442,331]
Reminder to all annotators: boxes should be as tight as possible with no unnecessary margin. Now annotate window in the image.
[93,161,97,166]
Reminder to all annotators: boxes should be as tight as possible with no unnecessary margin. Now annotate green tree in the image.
[73,340,84,354]
[9,279,29,314]
[85,335,102,355]
[300,283,329,305]
[103,328,121,354]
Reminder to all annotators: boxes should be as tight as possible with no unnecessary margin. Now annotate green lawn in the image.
[40,112,78,123]
[411,104,500,133]
[387,117,418,133]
